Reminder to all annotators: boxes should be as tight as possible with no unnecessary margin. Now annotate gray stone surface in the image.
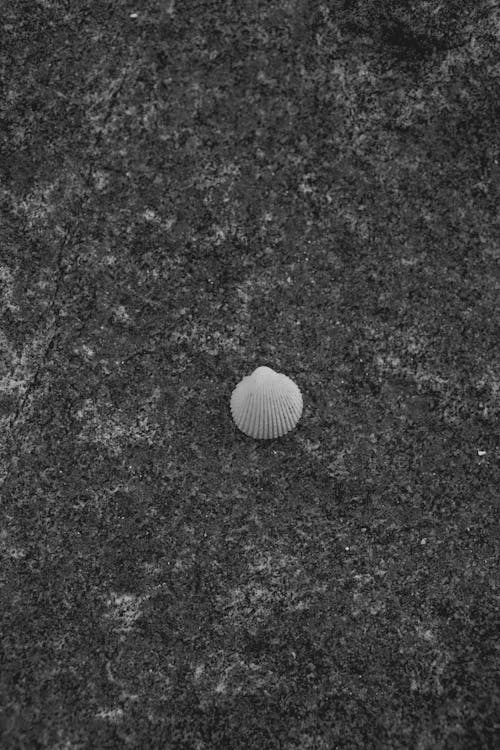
[1,1,499,748]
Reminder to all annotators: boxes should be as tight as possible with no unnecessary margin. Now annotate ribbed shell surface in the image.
[230,366,303,439]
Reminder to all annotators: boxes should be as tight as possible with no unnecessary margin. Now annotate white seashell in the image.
[230,366,303,439]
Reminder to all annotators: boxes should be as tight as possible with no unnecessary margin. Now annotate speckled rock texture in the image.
[1,1,499,748]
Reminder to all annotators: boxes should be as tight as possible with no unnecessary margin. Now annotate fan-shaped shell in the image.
[230,366,303,439]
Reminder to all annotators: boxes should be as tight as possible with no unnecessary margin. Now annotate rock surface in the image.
[1,2,499,748]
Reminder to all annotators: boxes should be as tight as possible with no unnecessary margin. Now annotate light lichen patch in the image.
[75,391,162,455]
[102,591,147,633]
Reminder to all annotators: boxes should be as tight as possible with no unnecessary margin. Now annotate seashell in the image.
[230,366,303,439]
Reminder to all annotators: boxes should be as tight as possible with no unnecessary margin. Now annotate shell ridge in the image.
[266,380,281,438]
[266,379,282,438]
[270,385,280,438]
[241,390,255,437]
[270,382,280,438]
[273,376,290,427]
[248,390,259,437]
[261,389,269,438]
[233,385,254,437]
[263,388,271,438]
[252,389,261,438]
[280,379,297,435]
[262,374,274,438]
[277,389,288,436]
[255,387,263,437]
